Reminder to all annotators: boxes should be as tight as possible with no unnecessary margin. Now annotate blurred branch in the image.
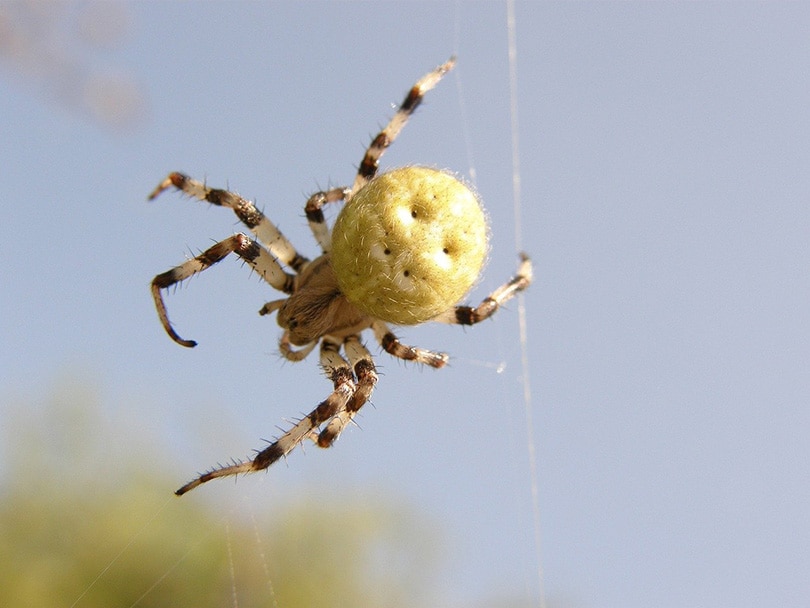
[0,1,147,132]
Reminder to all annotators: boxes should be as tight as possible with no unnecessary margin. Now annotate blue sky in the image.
[2,2,809,607]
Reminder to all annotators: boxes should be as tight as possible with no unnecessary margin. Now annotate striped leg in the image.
[315,335,378,447]
[149,172,309,272]
[151,233,295,347]
[304,186,351,253]
[432,253,533,326]
[174,336,357,495]
[371,321,449,369]
[351,56,456,194]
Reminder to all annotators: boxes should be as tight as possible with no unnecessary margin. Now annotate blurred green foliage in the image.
[0,375,439,608]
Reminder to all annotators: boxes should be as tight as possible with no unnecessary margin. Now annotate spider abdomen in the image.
[331,167,489,325]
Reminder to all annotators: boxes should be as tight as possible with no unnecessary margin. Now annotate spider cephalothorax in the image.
[149,57,532,495]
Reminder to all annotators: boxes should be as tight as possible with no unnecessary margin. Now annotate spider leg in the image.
[175,337,356,495]
[149,172,309,272]
[316,335,378,447]
[258,301,318,361]
[351,56,456,195]
[304,187,351,253]
[151,233,296,347]
[371,321,449,369]
[278,329,318,362]
[432,253,533,325]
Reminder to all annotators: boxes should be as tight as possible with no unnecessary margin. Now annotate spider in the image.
[149,57,532,495]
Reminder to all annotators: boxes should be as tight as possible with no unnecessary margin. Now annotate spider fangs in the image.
[148,57,532,495]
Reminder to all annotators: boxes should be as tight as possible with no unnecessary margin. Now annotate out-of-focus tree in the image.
[0,374,440,608]
[0,1,147,131]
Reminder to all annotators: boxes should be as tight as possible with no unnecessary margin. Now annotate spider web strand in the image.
[507,2,546,607]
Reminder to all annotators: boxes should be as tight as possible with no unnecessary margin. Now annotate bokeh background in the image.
[2,2,809,607]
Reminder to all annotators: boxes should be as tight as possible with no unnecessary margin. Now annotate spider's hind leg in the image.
[304,187,351,254]
[372,321,449,369]
[351,56,456,194]
[432,253,533,326]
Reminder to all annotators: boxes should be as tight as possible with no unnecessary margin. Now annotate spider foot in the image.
[175,337,379,496]
[148,172,186,200]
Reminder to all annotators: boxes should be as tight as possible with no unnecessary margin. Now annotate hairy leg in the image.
[371,321,449,368]
[151,233,295,347]
[149,172,309,272]
[351,57,456,194]
[432,253,533,325]
[174,336,356,495]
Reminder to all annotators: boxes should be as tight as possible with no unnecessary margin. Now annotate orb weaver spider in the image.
[149,57,532,495]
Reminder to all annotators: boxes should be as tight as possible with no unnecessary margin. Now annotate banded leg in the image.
[433,253,533,325]
[304,187,351,253]
[175,337,357,496]
[316,335,378,447]
[372,321,449,369]
[152,233,296,347]
[351,56,456,194]
[149,172,309,272]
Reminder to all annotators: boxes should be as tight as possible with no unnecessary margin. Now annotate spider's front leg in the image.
[174,335,377,495]
[150,172,309,272]
[151,234,295,347]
